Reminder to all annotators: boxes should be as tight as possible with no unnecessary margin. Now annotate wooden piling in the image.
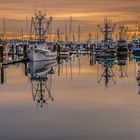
[24,44,27,58]
[90,44,93,56]
[57,44,61,62]
[0,45,4,62]
[11,44,14,60]
[0,67,4,84]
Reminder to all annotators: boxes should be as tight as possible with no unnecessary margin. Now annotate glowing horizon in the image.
[0,0,139,40]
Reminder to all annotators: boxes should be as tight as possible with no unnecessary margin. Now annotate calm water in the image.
[0,55,140,140]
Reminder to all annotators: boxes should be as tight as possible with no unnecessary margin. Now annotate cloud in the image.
[0,0,139,36]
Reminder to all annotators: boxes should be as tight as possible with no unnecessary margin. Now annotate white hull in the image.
[27,48,57,61]
[60,51,70,58]
[28,60,57,78]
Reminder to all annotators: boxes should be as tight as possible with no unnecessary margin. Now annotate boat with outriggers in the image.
[27,11,57,61]
[95,18,116,58]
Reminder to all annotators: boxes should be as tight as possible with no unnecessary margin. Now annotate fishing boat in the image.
[27,40,57,61]
[27,11,57,61]
[117,26,128,54]
[95,19,116,57]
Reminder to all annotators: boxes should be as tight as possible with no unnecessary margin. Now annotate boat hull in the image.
[27,48,57,61]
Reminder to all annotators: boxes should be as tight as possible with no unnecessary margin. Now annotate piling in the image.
[11,44,14,60]
[16,45,19,55]
[57,44,61,62]
[0,45,4,62]
[0,67,4,84]
[23,44,27,58]
[90,44,94,56]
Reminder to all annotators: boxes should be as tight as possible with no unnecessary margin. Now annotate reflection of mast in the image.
[97,58,116,87]
[70,58,73,81]
[136,62,140,94]
[117,55,128,78]
[31,76,54,108]
[28,61,56,108]
[78,55,81,75]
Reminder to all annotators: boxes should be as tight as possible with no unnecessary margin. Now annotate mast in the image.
[78,24,81,43]
[65,22,68,43]
[30,11,52,42]
[97,18,115,48]
[3,18,6,40]
[69,16,72,42]
[26,16,29,38]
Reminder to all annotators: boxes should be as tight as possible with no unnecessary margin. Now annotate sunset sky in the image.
[0,0,140,39]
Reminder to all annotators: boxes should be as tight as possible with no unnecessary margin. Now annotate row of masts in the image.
[1,11,140,42]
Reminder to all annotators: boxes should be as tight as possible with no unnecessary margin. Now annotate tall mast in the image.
[65,22,68,43]
[26,16,29,38]
[30,11,52,42]
[3,18,6,40]
[78,24,81,43]
[69,16,72,42]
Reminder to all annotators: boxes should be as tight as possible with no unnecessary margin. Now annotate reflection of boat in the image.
[133,56,140,94]
[117,54,128,78]
[97,56,116,87]
[28,60,57,78]
[117,39,128,54]
[27,11,57,61]
[27,60,56,107]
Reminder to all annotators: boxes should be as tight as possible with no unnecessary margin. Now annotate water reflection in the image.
[0,67,4,84]
[27,61,56,107]
[134,56,140,94]
[96,56,116,88]
[0,54,139,97]
[117,54,128,79]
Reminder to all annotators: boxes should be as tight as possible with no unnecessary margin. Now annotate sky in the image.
[0,0,140,39]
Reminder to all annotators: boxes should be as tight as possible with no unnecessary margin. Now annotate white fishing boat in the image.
[27,11,57,61]
[27,41,57,61]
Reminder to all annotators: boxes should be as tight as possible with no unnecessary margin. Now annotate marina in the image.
[0,0,140,139]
